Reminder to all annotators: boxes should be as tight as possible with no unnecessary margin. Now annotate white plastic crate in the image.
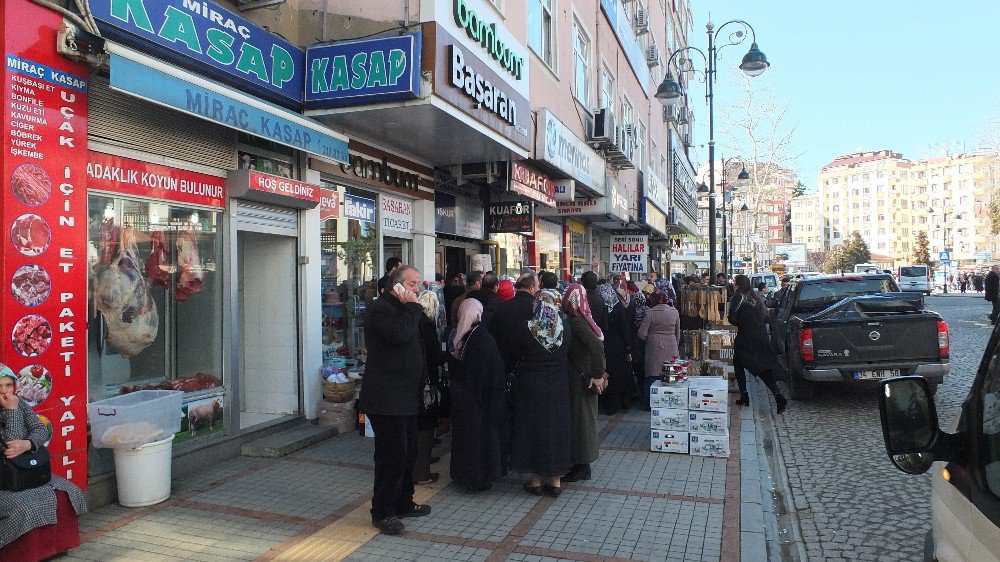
[88,390,183,448]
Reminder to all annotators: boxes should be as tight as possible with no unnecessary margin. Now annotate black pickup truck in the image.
[768,273,950,400]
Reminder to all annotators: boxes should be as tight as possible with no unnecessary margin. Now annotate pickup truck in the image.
[769,273,950,400]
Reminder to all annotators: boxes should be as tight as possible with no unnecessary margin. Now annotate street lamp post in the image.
[719,156,749,275]
[655,19,769,283]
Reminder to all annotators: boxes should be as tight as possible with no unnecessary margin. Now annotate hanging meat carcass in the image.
[176,229,204,302]
[93,226,159,357]
[145,231,171,288]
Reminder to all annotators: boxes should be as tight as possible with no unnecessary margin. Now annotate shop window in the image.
[528,0,555,68]
[87,195,223,400]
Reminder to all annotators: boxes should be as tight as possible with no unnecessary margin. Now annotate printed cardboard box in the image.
[650,408,689,431]
[650,430,689,454]
[688,411,729,435]
[688,376,729,412]
[650,380,689,409]
[689,433,730,457]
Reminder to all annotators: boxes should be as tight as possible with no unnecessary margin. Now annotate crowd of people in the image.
[359,259,730,536]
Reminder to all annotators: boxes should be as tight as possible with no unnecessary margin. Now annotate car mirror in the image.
[878,376,941,474]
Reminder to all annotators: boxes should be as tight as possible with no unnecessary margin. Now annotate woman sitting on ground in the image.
[0,364,87,560]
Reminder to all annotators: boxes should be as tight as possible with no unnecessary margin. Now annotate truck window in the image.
[793,278,899,312]
[981,342,1000,496]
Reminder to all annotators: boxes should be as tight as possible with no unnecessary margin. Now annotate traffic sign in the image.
[938,250,951,264]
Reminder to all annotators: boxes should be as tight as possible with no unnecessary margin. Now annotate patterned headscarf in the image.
[612,273,631,307]
[450,298,483,359]
[417,290,440,320]
[562,283,603,341]
[647,288,669,307]
[632,289,649,329]
[0,364,15,383]
[597,283,618,313]
[528,289,564,351]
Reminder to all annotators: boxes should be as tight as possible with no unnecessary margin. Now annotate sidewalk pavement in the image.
[55,397,779,562]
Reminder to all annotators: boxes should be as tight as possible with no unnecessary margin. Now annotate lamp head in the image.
[737,167,750,180]
[697,182,710,194]
[739,43,769,77]
[655,72,684,107]
[715,211,722,219]
[740,203,750,212]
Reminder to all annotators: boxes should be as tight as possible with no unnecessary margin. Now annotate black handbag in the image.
[0,446,52,492]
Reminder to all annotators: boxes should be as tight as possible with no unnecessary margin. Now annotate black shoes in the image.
[398,504,432,518]
[523,483,545,496]
[775,395,788,415]
[372,516,404,535]
[562,464,591,483]
[543,485,562,498]
[735,393,750,406]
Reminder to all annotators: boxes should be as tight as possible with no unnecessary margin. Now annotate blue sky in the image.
[689,1,1000,189]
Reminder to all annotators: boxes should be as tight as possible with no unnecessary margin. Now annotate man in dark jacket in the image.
[581,271,608,334]
[468,271,501,327]
[490,272,539,372]
[986,265,1000,325]
[360,265,432,535]
[376,257,403,296]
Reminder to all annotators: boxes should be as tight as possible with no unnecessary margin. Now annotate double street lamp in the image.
[718,156,749,275]
[655,19,769,282]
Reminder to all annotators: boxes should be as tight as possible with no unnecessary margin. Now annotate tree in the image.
[842,231,871,267]
[912,231,932,265]
[823,246,846,273]
[792,180,807,198]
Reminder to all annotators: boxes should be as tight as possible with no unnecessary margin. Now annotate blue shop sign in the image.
[435,192,484,239]
[110,53,348,163]
[91,0,305,106]
[306,34,422,108]
[344,194,377,222]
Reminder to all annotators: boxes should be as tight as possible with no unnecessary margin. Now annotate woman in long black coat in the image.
[447,299,509,492]
[509,289,573,497]
[596,275,636,415]
[728,275,787,414]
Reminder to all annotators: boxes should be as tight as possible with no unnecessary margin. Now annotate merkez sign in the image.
[91,0,304,106]
[306,34,421,108]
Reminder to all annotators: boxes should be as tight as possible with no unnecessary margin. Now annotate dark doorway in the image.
[445,246,467,276]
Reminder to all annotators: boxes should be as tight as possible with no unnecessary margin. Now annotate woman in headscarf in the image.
[443,272,467,327]
[509,289,573,497]
[561,284,607,483]
[0,364,87,560]
[597,274,637,415]
[447,299,509,492]
[627,281,649,403]
[637,289,682,410]
[729,275,787,414]
[413,290,450,485]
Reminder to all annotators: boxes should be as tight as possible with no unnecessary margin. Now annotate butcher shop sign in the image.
[88,152,227,209]
[2,0,91,488]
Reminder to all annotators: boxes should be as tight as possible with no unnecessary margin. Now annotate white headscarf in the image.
[449,298,483,359]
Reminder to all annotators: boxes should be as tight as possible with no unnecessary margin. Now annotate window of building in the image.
[636,121,646,170]
[528,0,554,67]
[600,64,615,113]
[573,19,590,106]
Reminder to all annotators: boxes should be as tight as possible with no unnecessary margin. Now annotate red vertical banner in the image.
[3,0,89,488]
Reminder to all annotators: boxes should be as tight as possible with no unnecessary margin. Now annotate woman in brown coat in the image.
[561,283,607,483]
[637,289,681,409]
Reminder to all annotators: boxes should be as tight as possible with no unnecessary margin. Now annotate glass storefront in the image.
[86,194,224,400]
[494,233,528,277]
[537,219,562,273]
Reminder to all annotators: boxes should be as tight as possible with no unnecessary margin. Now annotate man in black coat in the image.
[359,265,432,535]
[376,256,403,296]
[581,271,608,334]
[490,272,539,373]
[468,271,501,328]
[986,265,1000,325]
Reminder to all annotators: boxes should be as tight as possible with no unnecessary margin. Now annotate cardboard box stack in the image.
[650,374,730,458]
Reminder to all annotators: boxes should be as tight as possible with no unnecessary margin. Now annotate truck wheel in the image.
[789,370,815,401]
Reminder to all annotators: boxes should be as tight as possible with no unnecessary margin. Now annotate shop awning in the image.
[306,96,530,166]
[105,44,350,165]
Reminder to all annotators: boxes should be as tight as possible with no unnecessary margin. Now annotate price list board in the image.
[2,0,90,488]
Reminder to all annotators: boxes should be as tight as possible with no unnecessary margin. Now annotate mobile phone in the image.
[394,282,405,296]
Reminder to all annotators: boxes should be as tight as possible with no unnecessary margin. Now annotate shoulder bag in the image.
[0,445,51,491]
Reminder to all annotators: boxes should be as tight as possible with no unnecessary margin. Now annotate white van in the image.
[749,272,780,294]
[898,265,931,295]
[879,326,1000,560]
[854,263,882,274]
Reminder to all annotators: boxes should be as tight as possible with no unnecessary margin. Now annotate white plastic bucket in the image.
[113,435,174,507]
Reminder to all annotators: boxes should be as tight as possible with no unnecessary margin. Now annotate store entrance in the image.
[384,237,411,267]
[444,246,467,276]
[237,231,300,429]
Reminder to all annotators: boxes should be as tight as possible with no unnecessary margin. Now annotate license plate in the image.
[853,369,901,380]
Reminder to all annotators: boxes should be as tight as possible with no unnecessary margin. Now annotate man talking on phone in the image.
[359,265,432,535]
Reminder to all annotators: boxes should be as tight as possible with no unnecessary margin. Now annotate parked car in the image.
[769,273,950,400]
[878,325,1000,560]
[899,264,932,295]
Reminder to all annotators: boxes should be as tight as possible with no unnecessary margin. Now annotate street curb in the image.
[749,377,808,561]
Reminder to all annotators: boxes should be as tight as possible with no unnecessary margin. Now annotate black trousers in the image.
[734,356,782,397]
[367,413,418,521]
[991,298,1000,325]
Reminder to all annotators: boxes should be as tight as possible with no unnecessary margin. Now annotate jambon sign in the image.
[2,0,90,488]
